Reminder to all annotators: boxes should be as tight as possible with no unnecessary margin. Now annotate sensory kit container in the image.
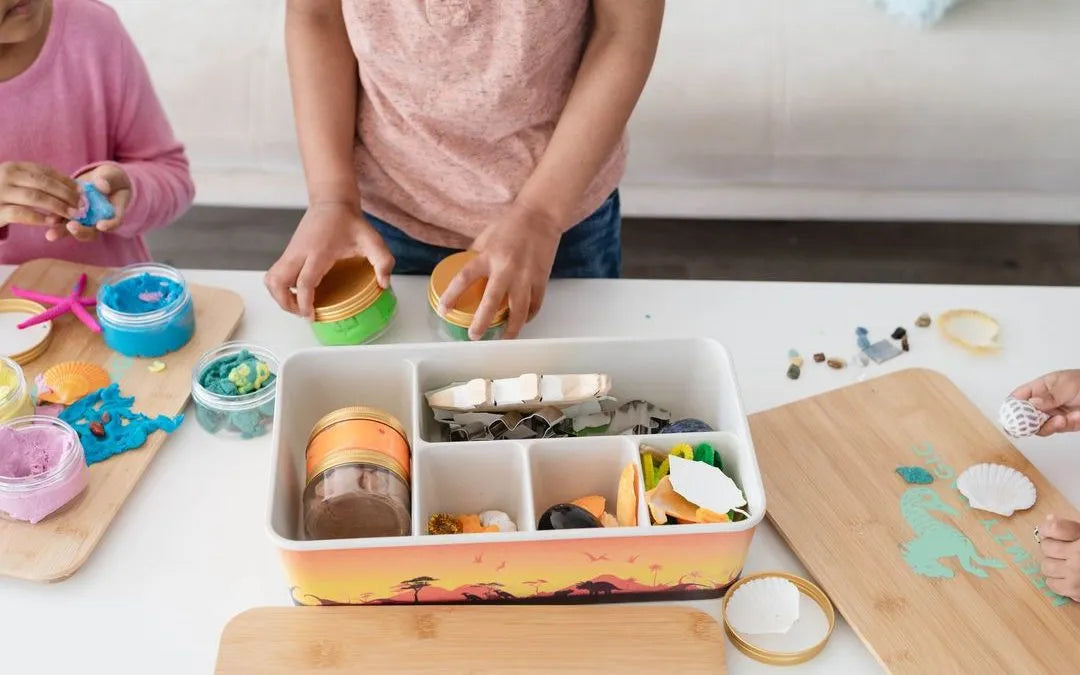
[268,337,765,605]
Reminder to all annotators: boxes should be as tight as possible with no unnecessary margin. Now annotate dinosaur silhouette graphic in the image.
[900,487,1005,579]
[461,592,484,602]
[551,588,575,598]
[576,580,618,596]
[490,589,516,600]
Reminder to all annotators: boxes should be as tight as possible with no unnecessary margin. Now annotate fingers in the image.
[5,163,81,211]
[439,257,486,316]
[4,186,78,221]
[504,284,531,340]
[469,272,510,341]
[295,255,337,320]
[527,282,546,322]
[1042,557,1067,578]
[264,256,304,315]
[1042,515,1080,543]
[359,229,395,289]
[66,220,98,243]
[1036,413,1080,437]
[1045,577,1080,602]
[0,204,53,227]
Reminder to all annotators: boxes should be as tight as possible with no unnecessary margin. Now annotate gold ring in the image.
[722,571,836,666]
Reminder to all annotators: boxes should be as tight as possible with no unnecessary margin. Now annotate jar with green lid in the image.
[311,257,397,346]
[0,356,34,424]
[428,251,509,341]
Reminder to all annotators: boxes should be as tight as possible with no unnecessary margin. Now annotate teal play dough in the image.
[895,466,934,484]
[899,486,1005,579]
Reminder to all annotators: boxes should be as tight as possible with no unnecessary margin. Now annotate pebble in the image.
[790,356,804,368]
[827,358,846,369]
[901,336,910,352]
[854,352,870,367]
[857,335,871,350]
[855,327,869,337]
[813,353,826,363]
[787,348,800,359]
[101,412,111,423]
[786,363,801,380]
[891,327,907,340]
[915,313,932,328]
[89,421,106,438]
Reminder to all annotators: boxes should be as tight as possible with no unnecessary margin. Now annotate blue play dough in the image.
[98,273,195,358]
[60,384,185,465]
[75,182,115,227]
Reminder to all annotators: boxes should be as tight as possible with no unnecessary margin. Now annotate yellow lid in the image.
[428,251,509,329]
[0,299,53,365]
[312,258,384,323]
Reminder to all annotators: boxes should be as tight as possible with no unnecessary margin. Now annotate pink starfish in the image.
[11,273,101,333]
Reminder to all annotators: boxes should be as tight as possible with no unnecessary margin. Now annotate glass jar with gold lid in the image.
[311,257,397,346]
[428,251,509,341]
[0,356,34,424]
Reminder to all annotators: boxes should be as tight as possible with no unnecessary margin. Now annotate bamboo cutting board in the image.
[0,258,243,582]
[216,605,726,674]
[749,368,1080,674]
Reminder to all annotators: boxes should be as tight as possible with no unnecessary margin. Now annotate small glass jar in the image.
[303,407,411,540]
[97,263,196,358]
[0,416,89,524]
[191,342,279,439]
[428,251,508,341]
[311,257,397,346]
[0,356,34,424]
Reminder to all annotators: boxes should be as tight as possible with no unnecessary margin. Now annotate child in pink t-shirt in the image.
[1012,370,1080,601]
[0,0,194,267]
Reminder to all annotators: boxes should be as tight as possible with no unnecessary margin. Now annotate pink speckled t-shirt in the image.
[343,0,627,249]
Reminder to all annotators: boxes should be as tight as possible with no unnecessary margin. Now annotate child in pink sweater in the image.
[0,0,194,267]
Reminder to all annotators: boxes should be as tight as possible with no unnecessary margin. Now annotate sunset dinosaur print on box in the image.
[282,529,754,606]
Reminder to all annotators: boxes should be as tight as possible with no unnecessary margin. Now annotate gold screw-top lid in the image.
[428,251,510,329]
[0,299,53,365]
[312,257,384,323]
[308,406,409,447]
[304,447,409,488]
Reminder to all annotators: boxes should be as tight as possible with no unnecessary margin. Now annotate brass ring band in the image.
[722,571,836,666]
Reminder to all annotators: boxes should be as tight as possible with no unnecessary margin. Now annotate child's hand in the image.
[1012,370,1080,436]
[48,164,133,243]
[0,161,81,228]
[1040,515,1080,601]
[265,202,395,319]
[439,204,560,340]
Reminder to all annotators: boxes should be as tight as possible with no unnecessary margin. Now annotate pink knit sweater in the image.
[0,0,194,266]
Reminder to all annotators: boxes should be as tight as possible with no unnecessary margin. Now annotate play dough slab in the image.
[216,606,726,674]
[0,259,244,582]
[749,368,1080,674]
[0,298,52,364]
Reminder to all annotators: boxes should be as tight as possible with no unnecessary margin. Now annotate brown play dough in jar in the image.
[303,459,411,540]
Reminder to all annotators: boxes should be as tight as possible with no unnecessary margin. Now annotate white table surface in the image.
[3,266,1078,674]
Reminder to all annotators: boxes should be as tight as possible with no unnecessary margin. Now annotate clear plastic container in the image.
[302,407,411,540]
[0,416,89,524]
[428,251,508,342]
[311,257,396,346]
[191,342,279,439]
[97,263,196,358]
[0,356,34,424]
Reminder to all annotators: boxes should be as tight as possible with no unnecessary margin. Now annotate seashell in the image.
[938,309,1000,353]
[956,463,1036,517]
[38,361,110,405]
[479,510,517,532]
[726,576,801,635]
[999,397,1049,438]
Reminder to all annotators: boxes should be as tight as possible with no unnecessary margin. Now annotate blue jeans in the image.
[366,191,621,278]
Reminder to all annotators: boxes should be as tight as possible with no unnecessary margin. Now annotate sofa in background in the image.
[113,0,1080,223]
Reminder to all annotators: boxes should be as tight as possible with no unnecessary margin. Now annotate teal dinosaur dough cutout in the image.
[900,487,1005,579]
[896,466,933,484]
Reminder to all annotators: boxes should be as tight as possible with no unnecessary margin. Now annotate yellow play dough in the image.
[0,358,33,423]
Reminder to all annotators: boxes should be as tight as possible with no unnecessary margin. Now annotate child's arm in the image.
[439,0,665,339]
[56,27,195,243]
[265,0,394,318]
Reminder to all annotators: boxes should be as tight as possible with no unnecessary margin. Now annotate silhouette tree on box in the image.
[397,576,437,603]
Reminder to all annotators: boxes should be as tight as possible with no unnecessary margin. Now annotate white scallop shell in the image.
[956,463,1036,517]
[998,397,1049,438]
[725,576,800,635]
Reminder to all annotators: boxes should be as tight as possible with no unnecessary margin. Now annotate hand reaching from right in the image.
[1012,370,1080,436]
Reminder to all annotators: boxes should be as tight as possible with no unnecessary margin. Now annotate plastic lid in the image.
[312,257,384,323]
[428,251,509,329]
[0,299,53,365]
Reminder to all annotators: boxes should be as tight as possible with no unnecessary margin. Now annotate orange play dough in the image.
[571,495,606,520]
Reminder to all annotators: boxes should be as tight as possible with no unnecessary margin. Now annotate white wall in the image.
[112,0,1080,221]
